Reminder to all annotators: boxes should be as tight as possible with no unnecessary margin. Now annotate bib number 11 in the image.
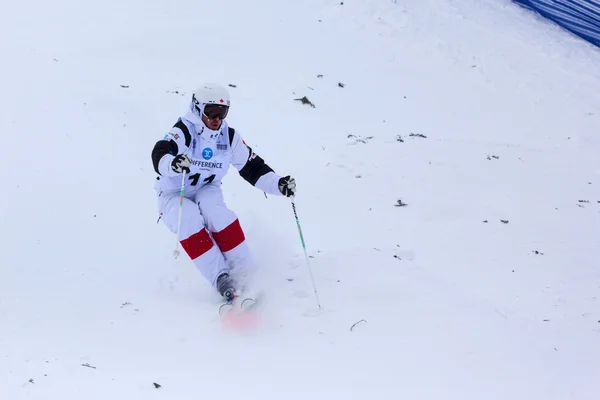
[189,173,215,186]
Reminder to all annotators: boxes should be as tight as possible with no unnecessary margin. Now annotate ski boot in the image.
[217,273,236,303]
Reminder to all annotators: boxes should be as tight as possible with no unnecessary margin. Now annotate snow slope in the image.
[1,0,600,398]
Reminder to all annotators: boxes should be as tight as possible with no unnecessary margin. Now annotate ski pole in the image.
[173,172,186,258]
[290,196,322,309]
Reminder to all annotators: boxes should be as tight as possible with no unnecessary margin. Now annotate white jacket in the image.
[152,107,283,197]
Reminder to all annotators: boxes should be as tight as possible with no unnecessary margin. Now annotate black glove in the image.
[278,175,296,197]
[171,154,191,174]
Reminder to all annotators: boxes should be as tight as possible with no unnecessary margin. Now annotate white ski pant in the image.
[156,182,251,289]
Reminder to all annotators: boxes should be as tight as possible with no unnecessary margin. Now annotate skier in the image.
[151,82,296,302]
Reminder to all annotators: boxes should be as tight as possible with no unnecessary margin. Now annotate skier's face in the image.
[202,114,222,130]
[202,104,228,131]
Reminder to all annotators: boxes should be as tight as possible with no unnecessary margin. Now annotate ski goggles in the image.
[203,104,229,120]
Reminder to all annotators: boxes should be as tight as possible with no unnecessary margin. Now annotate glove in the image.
[171,154,191,174]
[278,175,296,197]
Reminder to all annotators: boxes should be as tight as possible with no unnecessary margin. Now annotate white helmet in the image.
[192,82,231,107]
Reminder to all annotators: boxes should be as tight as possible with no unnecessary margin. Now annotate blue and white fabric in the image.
[513,0,600,47]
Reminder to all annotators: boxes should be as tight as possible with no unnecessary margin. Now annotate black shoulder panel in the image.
[228,127,235,146]
[174,120,192,147]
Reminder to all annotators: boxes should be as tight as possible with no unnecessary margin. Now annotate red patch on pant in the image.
[181,228,213,259]
[212,219,245,252]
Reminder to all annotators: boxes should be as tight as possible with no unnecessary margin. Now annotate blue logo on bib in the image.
[202,148,213,160]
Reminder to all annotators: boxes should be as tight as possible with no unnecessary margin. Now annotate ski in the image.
[218,295,260,316]
[218,295,262,331]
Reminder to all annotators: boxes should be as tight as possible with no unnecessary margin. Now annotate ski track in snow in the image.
[1,0,599,399]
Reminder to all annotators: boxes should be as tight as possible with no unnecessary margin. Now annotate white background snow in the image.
[1,0,599,398]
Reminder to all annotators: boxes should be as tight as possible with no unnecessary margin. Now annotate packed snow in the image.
[1,0,599,399]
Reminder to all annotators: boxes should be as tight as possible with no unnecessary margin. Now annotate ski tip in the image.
[219,298,261,332]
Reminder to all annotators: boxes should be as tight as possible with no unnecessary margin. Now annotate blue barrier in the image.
[513,0,600,47]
